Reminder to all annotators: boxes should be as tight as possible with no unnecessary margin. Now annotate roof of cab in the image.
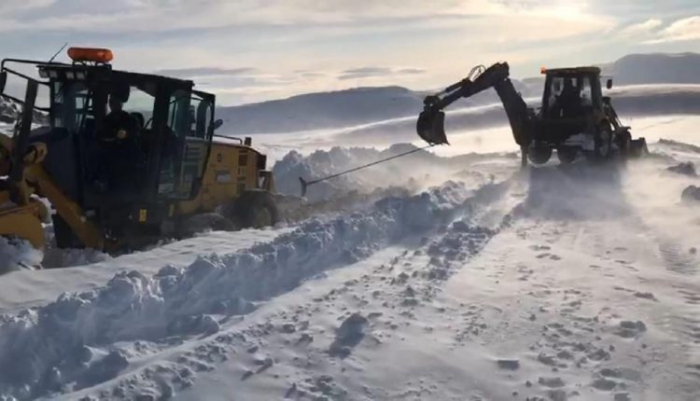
[545,66,602,76]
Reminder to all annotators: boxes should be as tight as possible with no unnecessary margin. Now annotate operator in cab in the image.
[97,88,142,195]
[102,95,138,143]
[556,78,582,118]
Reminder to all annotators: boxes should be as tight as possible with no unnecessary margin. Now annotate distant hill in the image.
[217,86,423,135]
[0,97,48,126]
[602,53,700,85]
[216,52,700,136]
[217,80,538,135]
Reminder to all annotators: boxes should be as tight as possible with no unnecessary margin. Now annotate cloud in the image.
[0,0,53,12]
[338,66,426,80]
[154,67,258,79]
[617,18,663,38]
[397,68,427,75]
[0,0,606,33]
[646,16,700,43]
[5,0,689,106]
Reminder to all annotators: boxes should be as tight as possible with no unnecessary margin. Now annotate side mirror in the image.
[0,71,6,95]
[606,79,613,90]
[212,119,223,131]
[244,137,252,146]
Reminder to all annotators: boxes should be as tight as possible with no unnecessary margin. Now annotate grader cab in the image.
[0,47,277,260]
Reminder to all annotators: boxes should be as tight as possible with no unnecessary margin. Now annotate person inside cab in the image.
[97,86,142,195]
[556,78,582,118]
[102,94,138,143]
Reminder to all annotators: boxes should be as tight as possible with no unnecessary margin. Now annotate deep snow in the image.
[1,116,700,400]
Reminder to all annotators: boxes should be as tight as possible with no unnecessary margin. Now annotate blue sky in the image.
[1,0,699,105]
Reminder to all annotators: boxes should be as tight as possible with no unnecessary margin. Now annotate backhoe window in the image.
[579,76,593,107]
[546,77,578,110]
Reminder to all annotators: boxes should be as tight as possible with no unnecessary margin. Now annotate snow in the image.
[1,114,700,400]
[0,180,479,400]
[270,143,494,202]
[0,237,43,275]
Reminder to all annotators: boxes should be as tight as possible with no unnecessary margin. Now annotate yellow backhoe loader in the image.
[417,63,649,166]
[0,47,278,263]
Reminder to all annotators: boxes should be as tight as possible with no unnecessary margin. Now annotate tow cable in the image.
[299,144,436,197]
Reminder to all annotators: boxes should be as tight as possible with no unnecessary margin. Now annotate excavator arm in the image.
[417,62,532,149]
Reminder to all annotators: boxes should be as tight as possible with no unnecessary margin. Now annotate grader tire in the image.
[222,190,279,229]
[179,213,236,237]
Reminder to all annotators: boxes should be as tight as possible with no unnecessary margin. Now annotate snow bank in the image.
[272,143,441,201]
[271,143,503,203]
[41,224,111,269]
[0,237,42,274]
[0,180,478,400]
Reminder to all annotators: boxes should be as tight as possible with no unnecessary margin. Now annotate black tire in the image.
[556,147,577,164]
[179,213,236,237]
[594,123,613,161]
[616,130,632,161]
[528,145,552,165]
[222,190,279,229]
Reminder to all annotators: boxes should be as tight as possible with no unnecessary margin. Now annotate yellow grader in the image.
[0,47,278,262]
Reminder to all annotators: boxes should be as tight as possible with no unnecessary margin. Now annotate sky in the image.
[0,0,699,106]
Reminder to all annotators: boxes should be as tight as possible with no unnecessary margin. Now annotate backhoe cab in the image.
[0,47,277,257]
[417,63,648,166]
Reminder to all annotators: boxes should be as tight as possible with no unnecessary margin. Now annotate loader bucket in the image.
[629,137,649,159]
[416,110,449,145]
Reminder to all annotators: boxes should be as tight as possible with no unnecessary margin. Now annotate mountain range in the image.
[217,52,700,136]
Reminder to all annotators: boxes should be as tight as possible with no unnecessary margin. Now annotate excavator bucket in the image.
[628,137,649,158]
[416,110,449,145]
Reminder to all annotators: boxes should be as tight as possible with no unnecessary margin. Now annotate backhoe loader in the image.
[0,47,278,262]
[417,63,648,166]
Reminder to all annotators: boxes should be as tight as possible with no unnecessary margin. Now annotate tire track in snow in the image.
[0,178,517,400]
[657,238,697,276]
[634,230,700,395]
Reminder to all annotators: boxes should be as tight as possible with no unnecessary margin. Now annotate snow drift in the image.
[0,180,490,400]
[0,237,42,274]
[271,143,510,202]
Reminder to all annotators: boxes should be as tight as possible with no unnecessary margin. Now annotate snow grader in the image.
[0,47,278,262]
[417,62,648,166]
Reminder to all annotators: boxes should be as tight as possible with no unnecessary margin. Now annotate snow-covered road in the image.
[1,118,700,400]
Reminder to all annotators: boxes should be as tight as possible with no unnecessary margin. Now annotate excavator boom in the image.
[417,62,530,148]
